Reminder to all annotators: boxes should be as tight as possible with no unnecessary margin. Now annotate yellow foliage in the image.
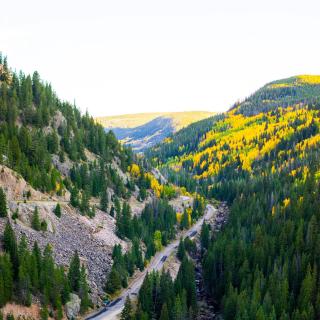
[128,164,141,177]
[186,208,192,225]
[283,198,290,208]
[164,137,173,144]
[176,212,183,224]
[297,75,320,85]
[145,172,163,197]
[167,105,320,180]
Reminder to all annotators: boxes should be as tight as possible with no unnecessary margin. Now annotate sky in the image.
[1,0,320,117]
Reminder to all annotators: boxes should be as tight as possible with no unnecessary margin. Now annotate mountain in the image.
[96,111,215,151]
[0,55,145,311]
[0,55,206,320]
[146,75,320,319]
[0,56,186,318]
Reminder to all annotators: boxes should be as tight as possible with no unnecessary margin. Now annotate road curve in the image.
[86,204,216,320]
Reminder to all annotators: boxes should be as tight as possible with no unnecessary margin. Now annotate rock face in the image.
[0,162,153,305]
[65,294,81,319]
[0,204,127,303]
[0,165,48,201]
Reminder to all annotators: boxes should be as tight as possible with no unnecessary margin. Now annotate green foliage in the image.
[68,251,81,292]
[105,242,144,294]
[79,265,90,314]
[100,189,108,212]
[143,74,320,319]
[153,230,162,252]
[0,55,133,199]
[40,306,48,320]
[200,222,210,251]
[121,296,133,320]
[105,267,121,294]
[135,258,197,319]
[0,187,7,217]
[53,203,61,218]
[31,207,41,231]
[177,238,185,261]
[1,223,72,310]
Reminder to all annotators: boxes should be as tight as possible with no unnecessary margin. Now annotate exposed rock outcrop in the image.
[65,294,81,319]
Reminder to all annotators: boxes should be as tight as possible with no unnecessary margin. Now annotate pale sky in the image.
[1,0,320,116]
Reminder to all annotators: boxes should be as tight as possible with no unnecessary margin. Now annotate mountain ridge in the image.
[96,111,215,151]
[145,74,320,320]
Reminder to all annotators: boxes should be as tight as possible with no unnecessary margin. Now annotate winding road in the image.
[86,204,216,320]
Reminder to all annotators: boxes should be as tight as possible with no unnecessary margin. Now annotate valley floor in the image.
[86,203,219,320]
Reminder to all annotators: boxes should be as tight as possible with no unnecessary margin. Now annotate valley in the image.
[87,203,218,320]
[1,53,320,320]
[96,112,215,151]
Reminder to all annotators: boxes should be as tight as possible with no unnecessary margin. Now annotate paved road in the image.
[86,204,216,320]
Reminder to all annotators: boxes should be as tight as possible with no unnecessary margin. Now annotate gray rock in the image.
[65,293,81,319]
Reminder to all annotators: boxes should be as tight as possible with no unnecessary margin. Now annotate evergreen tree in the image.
[31,207,41,231]
[53,203,61,218]
[79,265,90,314]
[0,254,13,307]
[3,222,19,276]
[105,267,121,294]
[200,222,210,251]
[40,305,49,320]
[181,210,189,229]
[70,187,79,208]
[121,296,133,320]
[159,303,169,320]
[100,189,108,212]
[68,251,81,292]
[0,187,7,217]
[177,238,185,261]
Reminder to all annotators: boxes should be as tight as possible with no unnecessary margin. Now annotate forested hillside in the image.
[0,54,143,317]
[0,55,209,319]
[148,76,320,319]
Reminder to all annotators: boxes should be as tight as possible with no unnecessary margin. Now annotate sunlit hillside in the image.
[147,75,320,320]
[96,111,215,151]
[96,111,215,130]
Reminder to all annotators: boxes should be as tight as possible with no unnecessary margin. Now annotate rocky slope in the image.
[0,165,129,302]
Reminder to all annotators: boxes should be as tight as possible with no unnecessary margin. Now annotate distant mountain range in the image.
[96,111,215,151]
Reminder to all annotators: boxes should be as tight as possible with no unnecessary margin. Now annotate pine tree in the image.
[0,187,7,217]
[100,189,108,212]
[56,297,63,320]
[159,303,169,320]
[31,207,41,231]
[68,251,81,292]
[174,295,183,320]
[3,222,19,276]
[121,296,133,320]
[70,187,79,208]
[110,205,115,217]
[105,267,121,294]
[200,222,210,251]
[40,305,49,320]
[18,260,32,306]
[181,211,189,229]
[79,265,90,314]
[0,254,13,307]
[177,238,185,261]
[54,203,61,218]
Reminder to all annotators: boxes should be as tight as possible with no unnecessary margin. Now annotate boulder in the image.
[65,293,81,319]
